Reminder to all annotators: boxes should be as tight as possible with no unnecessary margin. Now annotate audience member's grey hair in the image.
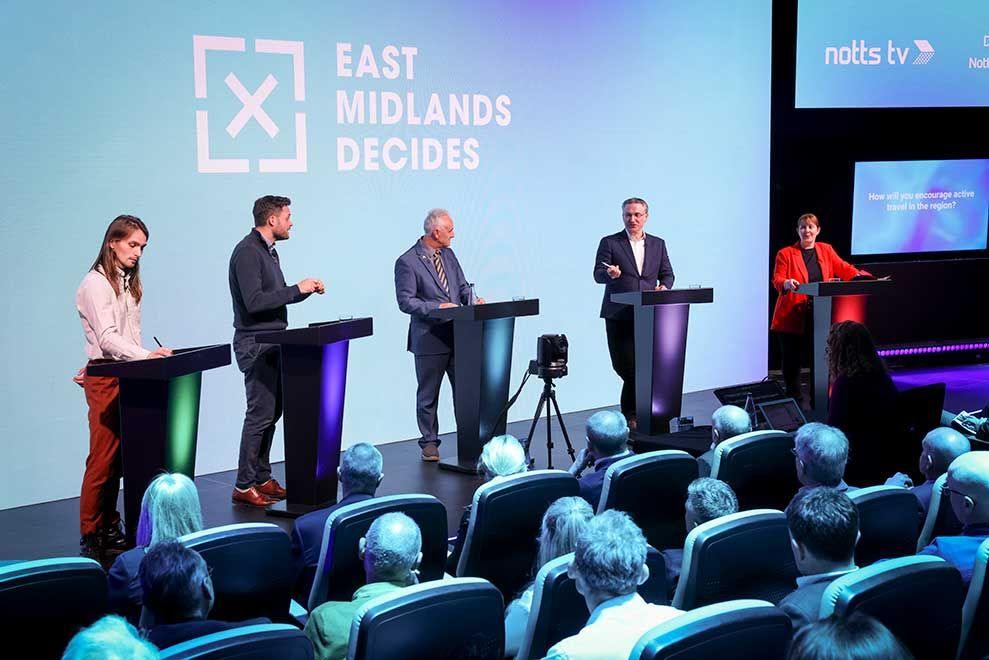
[340,442,383,494]
[365,512,422,582]
[687,478,739,524]
[536,496,594,569]
[62,614,158,660]
[585,410,629,457]
[711,405,752,443]
[924,427,970,476]
[135,472,203,547]
[423,208,450,234]
[795,423,849,486]
[478,435,528,480]
[572,510,647,597]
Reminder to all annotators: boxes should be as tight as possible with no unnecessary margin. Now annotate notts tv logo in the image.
[824,39,935,66]
[193,35,307,173]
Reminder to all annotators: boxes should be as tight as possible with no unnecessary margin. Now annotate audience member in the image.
[139,541,268,649]
[107,473,203,622]
[503,496,594,656]
[778,488,859,629]
[697,405,752,477]
[794,423,855,496]
[918,451,989,585]
[886,427,970,514]
[786,613,913,660]
[291,443,384,602]
[447,434,529,573]
[62,614,159,660]
[304,512,422,660]
[545,510,682,659]
[662,478,739,590]
[825,321,898,484]
[569,411,633,510]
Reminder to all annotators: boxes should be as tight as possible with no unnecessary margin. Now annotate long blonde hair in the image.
[90,215,149,302]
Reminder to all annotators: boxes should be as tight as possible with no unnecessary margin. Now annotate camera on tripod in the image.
[529,334,569,379]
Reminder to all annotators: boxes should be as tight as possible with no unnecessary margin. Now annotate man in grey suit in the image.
[395,209,484,462]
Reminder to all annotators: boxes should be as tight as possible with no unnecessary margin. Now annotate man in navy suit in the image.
[593,198,675,425]
[395,209,484,461]
[290,443,383,604]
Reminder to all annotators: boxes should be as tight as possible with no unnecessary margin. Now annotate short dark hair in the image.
[621,197,649,214]
[786,488,858,563]
[139,540,210,623]
[253,195,291,227]
[787,613,912,660]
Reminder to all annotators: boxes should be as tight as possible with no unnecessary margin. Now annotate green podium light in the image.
[165,372,202,476]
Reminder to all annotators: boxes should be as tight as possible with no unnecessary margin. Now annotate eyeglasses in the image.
[943,486,975,506]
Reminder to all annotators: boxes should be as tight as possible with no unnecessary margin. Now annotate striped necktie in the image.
[432,250,449,293]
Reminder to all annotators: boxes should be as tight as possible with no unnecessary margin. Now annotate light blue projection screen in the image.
[0,1,771,508]
[796,0,989,108]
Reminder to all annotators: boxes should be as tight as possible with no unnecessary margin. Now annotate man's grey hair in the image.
[585,410,629,457]
[795,422,849,486]
[341,442,383,494]
[62,615,158,660]
[478,434,529,480]
[423,208,451,234]
[572,510,647,597]
[687,478,739,524]
[365,512,422,582]
[711,405,752,444]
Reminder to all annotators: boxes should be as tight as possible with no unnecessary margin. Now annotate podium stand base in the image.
[630,427,713,457]
[438,456,480,474]
[265,499,335,519]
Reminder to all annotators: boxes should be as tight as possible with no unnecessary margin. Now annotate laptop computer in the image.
[757,398,807,433]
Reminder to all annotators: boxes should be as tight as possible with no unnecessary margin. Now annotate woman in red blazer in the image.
[771,213,872,399]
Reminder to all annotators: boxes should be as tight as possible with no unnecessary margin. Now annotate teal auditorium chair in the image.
[916,473,964,551]
[958,538,989,660]
[597,450,697,550]
[847,486,924,566]
[630,600,792,660]
[180,523,295,623]
[710,431,799,511]
[514,547,670,660]
[159,623,313,659]
[673,510,798,610]
[307,494,447,611]
[348,578,504,660]
[819,555,964,660]
[457,470,579,602]
[0,557,107,658]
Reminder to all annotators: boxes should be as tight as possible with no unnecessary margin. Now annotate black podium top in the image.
[612,288,714,306]
[87,344,231,380]
[427,299,539,322]
[796,280,892,297]
[256,318,373,346]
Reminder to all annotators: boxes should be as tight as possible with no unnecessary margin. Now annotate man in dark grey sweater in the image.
[228,195,323,507]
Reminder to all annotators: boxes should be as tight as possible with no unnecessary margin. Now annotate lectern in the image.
[256,318,373,516]
[87,344,231,545]
[613,289,714,436]
[428,300,539,473]
[796,280,892,417]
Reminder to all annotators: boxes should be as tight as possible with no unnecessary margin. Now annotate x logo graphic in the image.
[225,73,279,138]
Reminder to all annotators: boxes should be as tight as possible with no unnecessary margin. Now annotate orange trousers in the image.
[80,369,122,537]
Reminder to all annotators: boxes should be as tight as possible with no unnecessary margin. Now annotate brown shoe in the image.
[421,442,440,462]
[256,478,287,500]
[232,486,275,507]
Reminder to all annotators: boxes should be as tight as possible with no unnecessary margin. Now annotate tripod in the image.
[523,376,575,469]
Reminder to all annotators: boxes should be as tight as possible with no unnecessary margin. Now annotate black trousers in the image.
[414,352,456,447]
[234,333,282,489]
[605,319,636,417]
[777,327,813,401]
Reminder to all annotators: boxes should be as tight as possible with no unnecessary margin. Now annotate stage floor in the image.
[5,363,986,561]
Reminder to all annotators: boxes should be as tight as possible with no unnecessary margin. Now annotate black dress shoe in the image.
[80,534,103,562]
[102,520,129,551]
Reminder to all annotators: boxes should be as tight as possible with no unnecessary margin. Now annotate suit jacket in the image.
[394,239,472,355]
[770,242,870,334]
[777,569,856,629]
[291,492,375,604]
[578,451,633,510]
[107,546,147,624]
[145,617,269,650]
[593,231,674,320]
